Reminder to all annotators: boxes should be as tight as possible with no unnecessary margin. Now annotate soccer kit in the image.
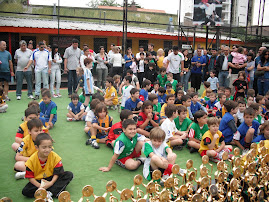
[174,117,192,132]
[40,101,57,124]
[188,123,209,141]
[199,130,224,156]
[67,102,84,115]
[105,86,118,105]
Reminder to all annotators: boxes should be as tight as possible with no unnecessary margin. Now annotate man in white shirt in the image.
[216,46,230,87]
[14,40,33,100]
[167,46,184,82]
[24,41,52,100]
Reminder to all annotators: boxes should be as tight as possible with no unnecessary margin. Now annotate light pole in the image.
[122,0,128,56]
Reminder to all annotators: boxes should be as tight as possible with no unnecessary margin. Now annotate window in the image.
[139,40,148,51]
[164,41,173,50]
[94,38,107,53]
[127,39,132,49]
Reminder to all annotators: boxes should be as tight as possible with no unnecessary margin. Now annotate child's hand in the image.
[213,133,219,139]
[105,127,111,131]
[147,113,153,120]
[99,167,110,172]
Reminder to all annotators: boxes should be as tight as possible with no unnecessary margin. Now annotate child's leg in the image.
[134,141,144,154]
[90,127,97,140]
[187,140,200,149]
[205,150,218,158]
[14,161,26,172]
[67,112,74,118]
[11,142,20,152]
[125,158,142,170]
[105,99,113,106]
[97,137,108,144]
[223,145,233,153]
[150,155,169,170]
[22,181,39,198]
[244,128,255,149]
[84,96,90,107]
[170,137,183,147]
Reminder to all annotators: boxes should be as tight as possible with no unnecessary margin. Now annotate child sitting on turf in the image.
[119,76,134,110]
[139,79,151,101]
[106,109,133,148]
[201,81,211,99]
[161,104,188,150]
[67,93,85,121]
[142,127,177,180]
[246,95,255,108]
[14,119,44,179]
[236,100,246,127]
[264,100,269,121]
[249,103,264,124]
[125,88,143,114]
[99,119,146,172]
[225,87,234,100]
[174,105,192,136]
[39,90,57,130]
[174,90,184,106]
[219,100,238,144]
[28,101,47,127]
[190,92,207,115]
[206,92,218,116]
[256,95,266,115]
[104,77,118,110]
[83,58,94,107]
[182,94,193,120]
[113,74,121,93]
[157,67,167,87]
[88,103,113,149]
[214,93,227,118]
[188,110,208,153]
[234,107,260,154]
[22,133,73,198]
[165,83,175,95]
[199,117,233,163]
[137,101,159,135]
[165,73,178,91]
[207,70,219,93]
[200,89,212,105]
[253,121,269,142]
[157,87,167,106]
[160,94,176,120]
[0,86,8,113]
[148,94,161,116]
[84,99,101,135]
[150,81,160,95]
[145,62,158,85]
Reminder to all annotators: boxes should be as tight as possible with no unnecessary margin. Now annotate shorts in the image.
[148,166,165,181]
[85,94,92,97]
[96,133,107,139]
[0,72,11,82]
[200,150,207,157]
[115,149,141,168]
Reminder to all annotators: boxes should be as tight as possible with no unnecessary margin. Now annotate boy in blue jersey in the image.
[190,92,207,115]
[99,119,146,171]
[157,87,167,106]
[253,121,269,142]
[139,79,151,101]
[67,93,85,121]
[39,91,57,129]
[219,100,238,144]
[205,92,218,116]
[125,88,143,115]
[234,108,260,154]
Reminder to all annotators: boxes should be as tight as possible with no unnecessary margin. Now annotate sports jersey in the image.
[142,141,169,180]
[165,89,175,95]
[106,121,123,146]
[201,90,206,98]
[139,89,149,101]
[67,101,84,115]
[253,134,266,143]
[213,101,226,118]
[85,110,95,123]
[190,101,206,115]
[174,117,192,131]
[16,121,48,139]
[125,98,141,112]
[121,85,134,107]
[92,115,112,137]
[188,122,208,141]
[199,130,224,154]
[235,120,260,146]
[158,94,167,105]
[160,118,178,142]
[137,112,159,132]
[206,100,217,110]
[39,101,57,124]
[254,115,264,124]
[114,132,144,159]
[219,112,235,143]
[174,98,182,106]
[17,135,37,157]
[25,151,62,180]
[165,80,178,91]
[153,103,161,114]
[157,74,167,87]
[105,86,118,105]
[84,68,94,95]
[160,103,167,118]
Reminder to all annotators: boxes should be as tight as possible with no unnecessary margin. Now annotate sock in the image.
[245,142,251,150]
[213,152,220,159]
[96,139,100,143]
[163,164,173,176]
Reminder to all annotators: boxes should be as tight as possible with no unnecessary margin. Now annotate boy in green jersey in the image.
[99,119,146,171]
[157,67,167,87]
[148,94,161,116]
[174,105,192,135]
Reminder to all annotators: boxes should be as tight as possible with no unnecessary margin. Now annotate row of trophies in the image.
[1,141,269,202]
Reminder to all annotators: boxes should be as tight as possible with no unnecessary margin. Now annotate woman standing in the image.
[257,49,269,95]
[181,49,192,91]
[95,46,109,89]
[124,47,134,76]
[110,47,124,77]
[50,44,62,98]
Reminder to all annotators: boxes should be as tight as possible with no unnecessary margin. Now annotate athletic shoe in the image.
[137,156,146,164]
[5,96,11,101]
[28,95,34,99]
[179,168,187,175]
[228,154,234,159]
[182,139,187,146]
[34,95,39,100]
[91,140,100,149]
[53,94,58,98]
[160,174,170,186]
[242,149,249,156]
[209,157,222,163]
[0,110,7,113]
[16,96,21,100]
[85,138,92,145]
[57,93,62,97]
[67,117,73,121]
[190,147,198,153]
[15,171,26,180]
[47,191,53,202]
[113,105,117,110]
[173,145,183,150]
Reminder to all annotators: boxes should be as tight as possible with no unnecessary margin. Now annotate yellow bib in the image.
[21,135,37,157]
[25,151,62,180]
[199,130,222,154]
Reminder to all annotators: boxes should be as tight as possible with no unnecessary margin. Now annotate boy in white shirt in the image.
[119,75,134,110]
[84,99,101,137]
[207,70,219,93]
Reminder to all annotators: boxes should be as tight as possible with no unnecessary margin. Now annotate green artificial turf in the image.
[0,87,223,201]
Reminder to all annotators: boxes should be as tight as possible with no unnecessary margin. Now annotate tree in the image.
[87,0,120,8]
[87,0,99,8]
[128,0,142,8]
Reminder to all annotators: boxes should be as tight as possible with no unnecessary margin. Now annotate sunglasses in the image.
[40,46,45,49]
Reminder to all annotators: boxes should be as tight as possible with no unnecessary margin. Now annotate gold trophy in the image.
[78,185,106,202]
[58,191,71,202]
[0,198,12,202]
[34,188,50,202]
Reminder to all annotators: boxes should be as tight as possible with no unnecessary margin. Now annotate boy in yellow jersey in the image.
[104,77,118,110]
[22,133,73,198]
[160,94,175,122]
[199,117,233,163]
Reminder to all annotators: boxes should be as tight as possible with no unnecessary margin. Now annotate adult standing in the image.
[207,48,218,75]
[50,44,62,98]
[124,47,134,75]
[0,41,14,101]
[254,47,267,95]
[216,46,230,87]
[167,46,184,82]
[95,46,109,89]
[135,46,146,60]
[181,49,191,91]
[191,48,206,92]
[24,41,51,100]
[228,45,247,89]
[110,47,124,77]
[202,49,210,82]
[148,43,157,57]
[14,40,33,100]
[257,49,269,95]
[64,39,81,97]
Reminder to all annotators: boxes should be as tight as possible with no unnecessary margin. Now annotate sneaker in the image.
[228,154,234,159]
[209,157,221,163]
[16,96,21,100]
[91,140,100,149]
[0,110,7,113]
[46,191,53,202]
[182,139,187,146]
[67,117,73,121]
[5,96,11,101]
[242,149,249,156]
[137,156,146,164]
[28,95,34,99]
[53,94,58,98]
[113,105,117,110]
[15,171,26,180]
[34,95,39,100]
[85,138,92,145]
[57,93,62,98]
[21,116,25,121]
[179,168,187,175]
[160,174,170,186]
[190,147,198,153]
[173,145,183,150]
